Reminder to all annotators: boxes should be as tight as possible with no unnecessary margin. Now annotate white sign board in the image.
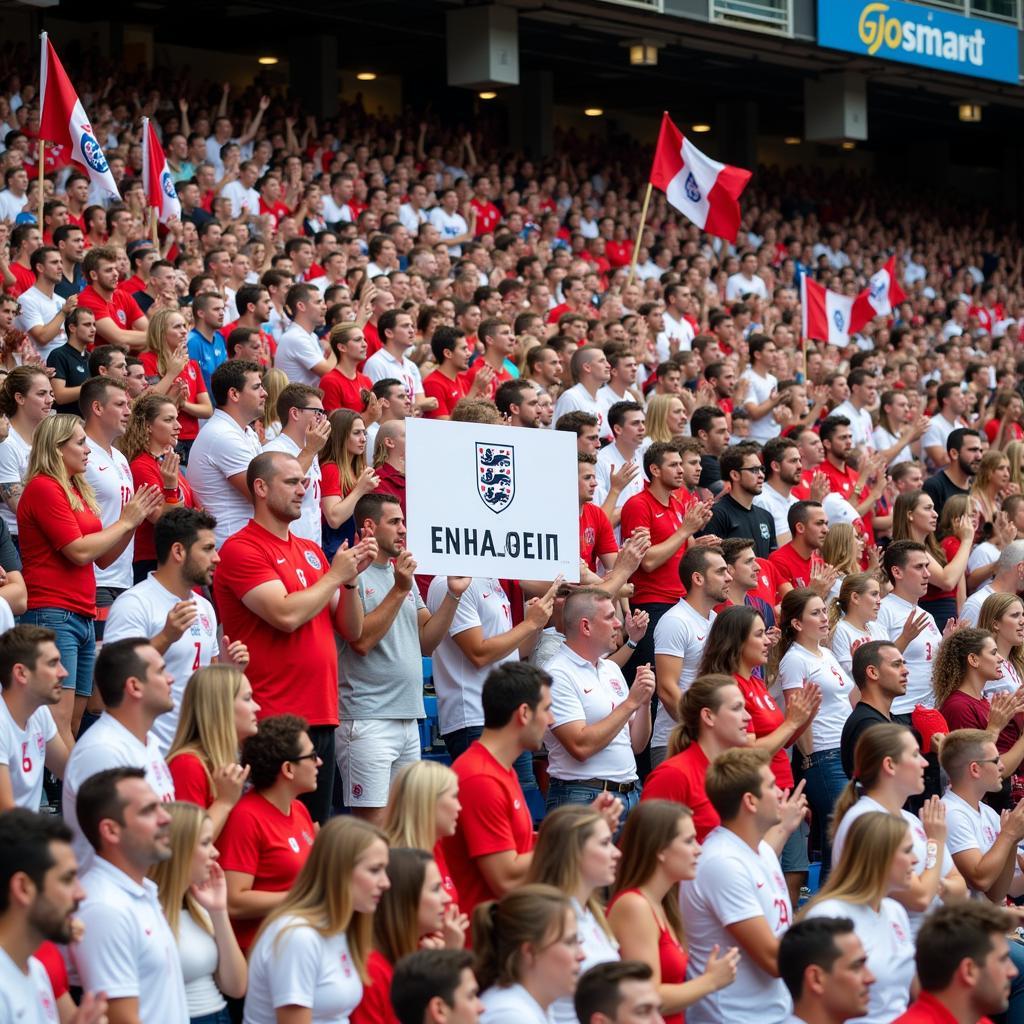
[406,419,580,582]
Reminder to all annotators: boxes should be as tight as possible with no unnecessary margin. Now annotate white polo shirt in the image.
[63,713,175,869]
[778,643,853,751]
[426,576,517,734]
[14,285,66,362]
[263,433,322,547]
[943,788,1006,898]
[652,600,716,749]
[680,827,792,1024]
[876,594,941,713]
[0,698,56,810]
[103,576,220,753]
[85,437,134,590]
[72,857,188,1023]
[544,644,638,783]
[363,346,424,400]
[276,323,325,386]
[187,409,262,548]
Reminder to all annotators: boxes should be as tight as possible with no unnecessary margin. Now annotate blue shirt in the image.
[187,327,227,401]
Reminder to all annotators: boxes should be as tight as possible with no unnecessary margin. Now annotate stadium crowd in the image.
[1,47,1024,1024]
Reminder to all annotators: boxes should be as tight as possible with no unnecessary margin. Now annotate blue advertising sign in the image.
[817,0,1019,85]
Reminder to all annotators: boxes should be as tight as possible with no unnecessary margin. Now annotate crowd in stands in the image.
[2,44,1024,1024]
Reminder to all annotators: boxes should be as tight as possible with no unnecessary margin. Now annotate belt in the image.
[562,777,637,793]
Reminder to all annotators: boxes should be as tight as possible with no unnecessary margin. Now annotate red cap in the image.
[912,705,949,755]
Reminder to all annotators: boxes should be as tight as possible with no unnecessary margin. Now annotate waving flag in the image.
[141,117,181,223]
[38,33,120,197]
[850,256,907,333]
[649,112,752,242]
[802,276,855,347]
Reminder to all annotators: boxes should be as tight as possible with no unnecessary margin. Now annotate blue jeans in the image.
[22,608,95,697]
[796,747,848,880]
[191,1009,230,1024]
[546,778,640,839]
[443,726,538,794]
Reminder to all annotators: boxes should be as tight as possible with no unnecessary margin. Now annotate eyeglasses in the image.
[972,758,1000,766]
[740,466,765,476]
[297,407,327,418]
[290,751,320,763]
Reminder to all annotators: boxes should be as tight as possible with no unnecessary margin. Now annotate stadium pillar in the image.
[508,70,553,159]
[714,99,757,172]
[289,35,339,119]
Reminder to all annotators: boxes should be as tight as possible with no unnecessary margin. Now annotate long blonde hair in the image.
[1005,440,1024,492]
[167,666,248,785]
[261,368,289,433]
[384,761,458,851]
[118,393,178,463]
[978,593,1024,683]
[148,802,212,938]
[800,812,908,918]
[25,414,99,514]
[644,394,685,444]
[144,308,185,377]
[830,724,912,841]
[821,523,860,576]
[258,816,386,983]
[527,805,615,941]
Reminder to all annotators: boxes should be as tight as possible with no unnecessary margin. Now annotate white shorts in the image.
[335,718,421,807]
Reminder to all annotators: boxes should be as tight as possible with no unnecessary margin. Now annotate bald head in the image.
[246,449,294,496]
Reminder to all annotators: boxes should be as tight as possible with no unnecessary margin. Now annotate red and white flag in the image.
[649,112,751,242]
[38,33,120,198]
[802,276,855,347]
[141,117,182,223]
[850,256,907,333]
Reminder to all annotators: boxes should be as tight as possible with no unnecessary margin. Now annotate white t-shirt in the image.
[276,324,326,387]
[0,948,49,1024]
[680,827,792,1024]
[829,619,886,677]
[63,713,175,868]
[553,384,610,439]
[987,656,1023,699]
[968,542,1000,575]
[481,983,550,1024]
[725,272,768,301]
[739,369,780,442]
[0,699,57,810]
[85,438,134,590]
[872,424,911,465]
[943,788,1005,898]
[804,898,914,1024]
[14,285,66,362]
[428,207,468,256]
[656,311,695,360]
[876,595,941,713]
[263,433,323,547]
[398,203,426,234]
[961,583,994,627]
[179,908,227,1017]
[0,426,32,536]
[221,180,260,219]
[832,402,874,450]
[427,576,517,733]
[103,575,220,753]
[595,442,645,517]
[244,917,363,1024]
[921,413,959,459]
[753,484,797,544]
[29,956,59,1024]
[187,410,262,547]
[323,196,356,225]
[550,901,618,1024]
[832,795,953,934]
[0,188,29,222]
[545,645,638,783]
[778,643,853,751]
[363,347,424,400]
[652,600,716,749]
[72,857,189,1024]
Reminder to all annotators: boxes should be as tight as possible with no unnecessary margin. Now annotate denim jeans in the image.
[191,1009,231,1024]
[443,726,538,793]
[796,746,848,879]
[545,778,640,838]
[21,608,96,697]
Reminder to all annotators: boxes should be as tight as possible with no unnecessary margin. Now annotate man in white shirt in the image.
[263,383,330,546]
[428,188,474,257]
[71,766,188,1024]
[364,309,437,415]
[595,401,646,530]
[13,246,76,363]
[399,183,430,235]
[726,252,769,302]
[598,350,640,410]
[544,589,654,822]
[940,729,1024,902]
[554,346,612,438]
[0,165,29,222]
[187,359,266,548]
[922,382,971,468]
[754,437,806,545]
[680,748,800,1024]
[962,540,1024,627]
[221,160,260,219]
[0,625,68,812]
[275,283,333,386]
[777,918,873,1024]
[652,546,730,767]
[657,283,696,357]
[831,369,877,451]
[0,810,106,1024]
[740,335,783,442]
[321,173,357,225]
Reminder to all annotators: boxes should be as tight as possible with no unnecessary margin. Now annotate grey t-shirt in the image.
[338,560,426,720]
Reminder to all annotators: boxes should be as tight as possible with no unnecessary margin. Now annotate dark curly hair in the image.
[240,714,309,790]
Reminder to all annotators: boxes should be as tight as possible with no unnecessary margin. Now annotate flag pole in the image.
[37,140,45,226]
[151,207,158,247]
[627,181,653,290]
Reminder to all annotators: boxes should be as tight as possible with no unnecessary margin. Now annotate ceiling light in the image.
[958,103,982,122]
[257,56,278,65]
[478,91,497,100]
[356,72,377,82]
[691,123,711,133]
[841,141,856,150]
[784,136,801,145]
[629,42,659,66]
[584,108,604,117]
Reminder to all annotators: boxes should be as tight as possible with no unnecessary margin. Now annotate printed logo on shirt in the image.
[984,826,997,844]
[199,612,212,633]
[761,574,770,587]
[583,527,595,545]
[116,309,127,326]
[302,830,314,846]
[513,799,521,810]
[304,550,323,570]
[891,920,907,943]
[340,951,352,977]
[288,837,301,853]
[352,783,363,799]
[760,522,770,540]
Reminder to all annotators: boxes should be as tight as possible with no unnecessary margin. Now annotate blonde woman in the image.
[243,817,391,1024]
[17,414,162,746]
[384,761,462,909]
[320,409,379,559]
[258,367,289,444]
[527,806,620,1024]
[140,308,212,464]
[167,665,261,836]
[820,522,875,592]
[1006,439,1024,494]
[972,449,1014,533]
[827,572,887,676]
[644,394,688,444]
[801,813,916,1024]
[978,592,1024,697]
[150,802,247,1024]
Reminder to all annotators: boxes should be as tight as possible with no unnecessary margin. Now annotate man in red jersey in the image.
[768,501,830,592]
[320,324,373,413]
[459,319,513,401]
[77,246,148,351]
[213,450,376,824]
[422,326,492,420]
